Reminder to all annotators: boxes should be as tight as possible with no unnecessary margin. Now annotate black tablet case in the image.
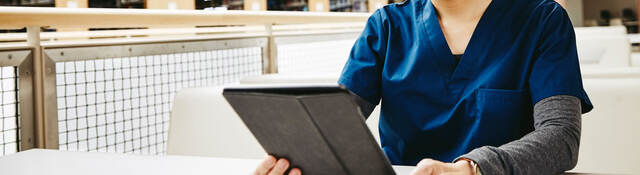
[223,85,395,175]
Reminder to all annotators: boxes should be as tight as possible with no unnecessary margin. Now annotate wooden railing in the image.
[0,7,368,153]
[0,6,370,29]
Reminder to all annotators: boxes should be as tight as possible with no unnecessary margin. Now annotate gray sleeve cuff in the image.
[457,146,508,175]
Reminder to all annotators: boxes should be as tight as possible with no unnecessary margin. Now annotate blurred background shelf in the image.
[0,0,54,7]
[89,0,145,8]
[568,0,639,33]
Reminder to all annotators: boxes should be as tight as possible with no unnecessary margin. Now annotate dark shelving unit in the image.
[0,0,54,7]
[89,0,144,8]
[196,0,243,10]
[269,0,308,11]
[330,0,367,12]
[224,0,244,10]
[582,0,638,33]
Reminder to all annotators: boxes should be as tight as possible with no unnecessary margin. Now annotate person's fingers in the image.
[254,156,277,175]
[411,159,437,175]
[268,158,290,175]
[288,168,302,175]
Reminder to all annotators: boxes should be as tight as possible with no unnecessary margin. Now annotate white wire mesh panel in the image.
[277,39,355,75]
[0,66,19,156]
[55,47,262,155]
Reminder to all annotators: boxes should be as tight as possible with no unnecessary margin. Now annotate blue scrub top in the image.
[338,0,593,165]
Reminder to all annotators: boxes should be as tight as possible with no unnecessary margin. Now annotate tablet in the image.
[223,85,395,175]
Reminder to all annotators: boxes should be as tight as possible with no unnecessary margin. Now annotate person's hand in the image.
[410,159,473,175]
[254,155,302,175]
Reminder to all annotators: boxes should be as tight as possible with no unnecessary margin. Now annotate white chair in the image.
[574,26,631,67]
[572,78,640,174]
[574,26,627,38]
[576,36,631,66]
[240,73,340,85]
[167,87,265,159]
[575,26,631,67]
[632,52,640,67]
[581,66,640,79]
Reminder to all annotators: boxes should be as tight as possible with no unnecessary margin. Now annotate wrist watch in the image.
[457,158,482,175]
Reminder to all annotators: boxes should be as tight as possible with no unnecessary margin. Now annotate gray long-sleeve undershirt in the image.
[353,95,582,175]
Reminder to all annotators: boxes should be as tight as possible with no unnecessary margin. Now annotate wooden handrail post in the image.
[26,26,45,149]
[265,24,278,74]
[27,26,59,150]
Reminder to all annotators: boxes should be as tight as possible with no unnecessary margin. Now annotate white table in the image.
[0,149,415,175]
[0,149,604,175]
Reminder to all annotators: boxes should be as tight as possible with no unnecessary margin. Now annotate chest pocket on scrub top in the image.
[470,88,533,147]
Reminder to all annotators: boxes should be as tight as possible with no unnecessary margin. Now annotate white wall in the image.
[567,0,585,27]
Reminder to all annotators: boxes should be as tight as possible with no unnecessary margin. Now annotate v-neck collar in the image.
[421,0,504,83]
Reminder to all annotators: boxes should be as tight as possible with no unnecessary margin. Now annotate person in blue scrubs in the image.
[255,0,592,174]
